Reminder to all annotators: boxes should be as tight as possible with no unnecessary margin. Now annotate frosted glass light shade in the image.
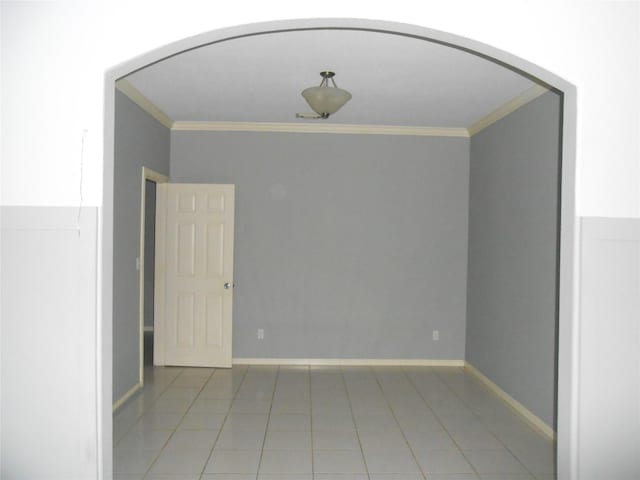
[301,85,352,116]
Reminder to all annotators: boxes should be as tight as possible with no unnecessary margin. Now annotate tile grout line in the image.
[340,366,372,480]
[162,369,247,478]
[192,365,250,479]
[255,365,280,479]
[115,367,190,476]
[113,367,184,475]
[113,366,184,447]
[371,366,428,480]
[117,365,551,479]
[402,366,482,478]
[138,367,217,478]
[434,367,540,479]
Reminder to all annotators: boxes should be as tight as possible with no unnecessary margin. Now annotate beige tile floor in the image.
[113,365,556,480]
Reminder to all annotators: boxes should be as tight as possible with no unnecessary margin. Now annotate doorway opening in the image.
[139,168,168,375]
[104,18,577,480]
[142,179,155,368]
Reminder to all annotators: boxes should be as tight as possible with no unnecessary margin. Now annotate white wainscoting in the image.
[1,207,100,478]
[578,217,639,479]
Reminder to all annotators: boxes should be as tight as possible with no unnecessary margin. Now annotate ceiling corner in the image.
[115,79,174,129]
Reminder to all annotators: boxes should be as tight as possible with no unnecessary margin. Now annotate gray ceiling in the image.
[125,29,536,128]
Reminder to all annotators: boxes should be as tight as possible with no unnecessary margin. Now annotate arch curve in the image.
[107,18,573,92]
[103,17,577,479]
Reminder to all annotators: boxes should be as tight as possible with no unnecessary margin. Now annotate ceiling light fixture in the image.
[296,71,352,119]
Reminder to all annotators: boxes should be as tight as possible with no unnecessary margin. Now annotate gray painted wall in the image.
[114,91,170,402]
[466,91,561,428]
[171,132,470,359]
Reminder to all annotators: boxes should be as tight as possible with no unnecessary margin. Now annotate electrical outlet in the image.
[257,329,264,340]
[135,257,140,271]
[433,330,440,341]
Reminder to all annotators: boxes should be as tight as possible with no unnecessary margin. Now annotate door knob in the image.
[224,282,233,289]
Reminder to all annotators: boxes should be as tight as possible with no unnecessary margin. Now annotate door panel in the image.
[155,183,235,367]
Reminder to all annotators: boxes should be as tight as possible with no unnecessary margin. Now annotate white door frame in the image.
[138,167,169,386]
[103,18,578,480]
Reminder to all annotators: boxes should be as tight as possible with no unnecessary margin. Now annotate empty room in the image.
[111,24,562,480]
[5,3,640,480]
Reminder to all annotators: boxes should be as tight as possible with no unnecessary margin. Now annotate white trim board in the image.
[116,79,174,129]
[172,121,469,137]
[115,78,548,137]
[233,358,465,367]
[113,382,142,412]
[465,362,556,441]
[467,84,549,136]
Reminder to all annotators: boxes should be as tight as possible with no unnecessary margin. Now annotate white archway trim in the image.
[103,18,578,480]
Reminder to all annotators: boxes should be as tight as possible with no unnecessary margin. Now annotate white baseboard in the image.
[465,362,556,441]
[113,382,142,412]
[232,358,465,367]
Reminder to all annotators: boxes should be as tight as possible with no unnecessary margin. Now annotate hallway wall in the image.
[466,91,562,428]
[113,91,170,403]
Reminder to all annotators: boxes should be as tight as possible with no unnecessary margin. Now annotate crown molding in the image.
[467,84,549,136]
[115,79,547,138]
[115,79,174,129]
[172,121,469,137]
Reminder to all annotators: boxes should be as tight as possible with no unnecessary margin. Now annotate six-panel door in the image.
[154,183,235,367]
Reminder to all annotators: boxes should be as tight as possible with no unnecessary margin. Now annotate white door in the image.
[154,183,235,367]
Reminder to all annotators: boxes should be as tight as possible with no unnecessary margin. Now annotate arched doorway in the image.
[103,18,577,479]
